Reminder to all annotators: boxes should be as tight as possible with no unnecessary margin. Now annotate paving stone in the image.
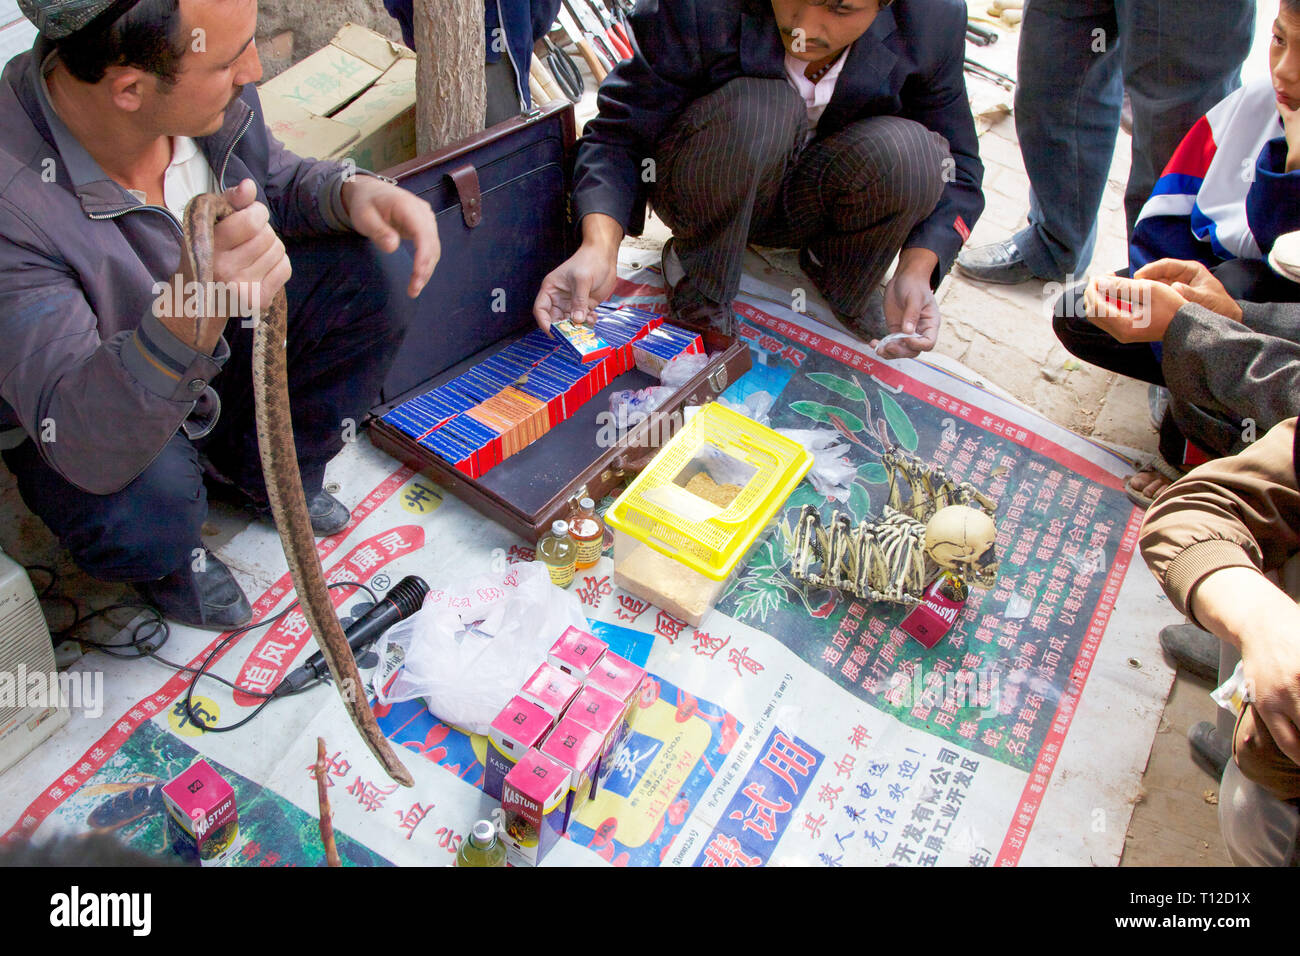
[1093,375,1159,451]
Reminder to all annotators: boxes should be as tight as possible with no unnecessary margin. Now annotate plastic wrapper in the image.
[716,390,774,426]
[372,563,590,735]
[1213,660,1250,718]
[773,427,857,501]
[659,352,710,388]
[608,386,674,429]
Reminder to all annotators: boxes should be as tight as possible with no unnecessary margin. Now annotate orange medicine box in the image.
[547,626,607,679]
[540,715,604,833]
[485,696,554,800]
[519,662,582,718]
[501,748,571,867]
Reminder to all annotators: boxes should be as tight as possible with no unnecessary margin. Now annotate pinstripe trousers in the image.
[650,77,952,318]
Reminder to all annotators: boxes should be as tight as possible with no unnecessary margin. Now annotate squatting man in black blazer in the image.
[532,0,984,359]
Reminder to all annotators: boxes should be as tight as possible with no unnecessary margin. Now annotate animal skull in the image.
[925,505,996,571]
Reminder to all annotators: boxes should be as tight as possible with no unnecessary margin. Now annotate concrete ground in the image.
[3,8,1276,866]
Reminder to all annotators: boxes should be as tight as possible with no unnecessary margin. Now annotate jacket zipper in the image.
[496,0,528,114]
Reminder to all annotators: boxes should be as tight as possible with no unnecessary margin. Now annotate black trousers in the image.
[649,78,951,318]
[1052,258,1300,462]
[4,234,411,582]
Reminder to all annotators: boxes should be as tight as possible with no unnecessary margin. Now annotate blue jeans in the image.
[3,234,411,582]
[1013,0,1254,280]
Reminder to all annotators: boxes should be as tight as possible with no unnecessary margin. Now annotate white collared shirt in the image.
[784,49,850,140]
[126,135,216,221]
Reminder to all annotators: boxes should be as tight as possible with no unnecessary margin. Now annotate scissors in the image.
[543,35,584,101]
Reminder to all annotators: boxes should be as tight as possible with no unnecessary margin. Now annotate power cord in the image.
[29,562,376,735]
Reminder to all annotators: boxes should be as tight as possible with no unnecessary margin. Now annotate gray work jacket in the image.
[0,39,357,494]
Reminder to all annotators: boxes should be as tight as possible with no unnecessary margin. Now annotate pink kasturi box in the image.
[161,759,240,866]
[564,685,625,797]
[584,650,647,759]
[501,748,571,867]
[520,662,582,718]
[540,715,604,832]
[547,626,607,678]
[485,695,554,800]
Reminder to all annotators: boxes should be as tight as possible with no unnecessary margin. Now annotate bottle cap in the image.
[471,819,496,846]
[552,519,569,535]
[580,497,595,510]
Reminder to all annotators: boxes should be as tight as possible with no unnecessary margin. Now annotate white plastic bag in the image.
[372,562,590,735]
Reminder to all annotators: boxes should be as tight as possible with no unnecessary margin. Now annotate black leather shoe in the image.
[1189,721,1231,778]
[955,237,1038,284]
[1159,623,1220,683]
[251,489,352,537]
[136,554,252,632]
[307,490,352,537]
[663,238,734,352]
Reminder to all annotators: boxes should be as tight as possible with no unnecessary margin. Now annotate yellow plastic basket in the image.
[606,402,813,580]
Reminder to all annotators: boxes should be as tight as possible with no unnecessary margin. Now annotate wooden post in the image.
[415,0,486,154]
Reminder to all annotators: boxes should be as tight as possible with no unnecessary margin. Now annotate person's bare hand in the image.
[532,241,618,332]
[341,176,440,298]
[1134,257,1243,321]
[209,179,293,313]
[1084,274,1188,343]
[872,272,940,359]
[1236,586,1300,767]
[1191,566,1300,767]
[163,179,291,353]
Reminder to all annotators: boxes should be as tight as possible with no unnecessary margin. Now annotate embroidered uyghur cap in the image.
[16,0,143,39]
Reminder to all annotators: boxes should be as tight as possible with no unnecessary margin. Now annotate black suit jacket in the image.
[573,0,984,286]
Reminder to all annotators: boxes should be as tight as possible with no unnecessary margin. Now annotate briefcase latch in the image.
[708,363,728,393]
[447,164,482,228]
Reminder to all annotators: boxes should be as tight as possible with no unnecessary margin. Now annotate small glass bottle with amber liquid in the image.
[569,497,605,570]
[538,519,578,588]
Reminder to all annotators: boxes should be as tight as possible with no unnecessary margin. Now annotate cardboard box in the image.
[501,749,571,867]
[551,319,613,364]
[161,759,240,866]
[485,696,554,800]
[259,23,416,168]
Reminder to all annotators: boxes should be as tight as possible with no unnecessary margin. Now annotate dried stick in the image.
[315,737,342,868]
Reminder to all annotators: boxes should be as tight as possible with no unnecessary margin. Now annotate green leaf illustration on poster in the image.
[849,482,872,521]
[808,372,866,403]
[858,462,889,484]
[790,400,865,433]
[879,391,918,451]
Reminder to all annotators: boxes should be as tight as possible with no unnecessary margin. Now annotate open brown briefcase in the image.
[368,102,751,542]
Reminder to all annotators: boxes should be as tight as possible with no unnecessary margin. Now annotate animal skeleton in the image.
[789,448,1000,606]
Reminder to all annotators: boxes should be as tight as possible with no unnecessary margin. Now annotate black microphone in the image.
[273,575,430,698]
